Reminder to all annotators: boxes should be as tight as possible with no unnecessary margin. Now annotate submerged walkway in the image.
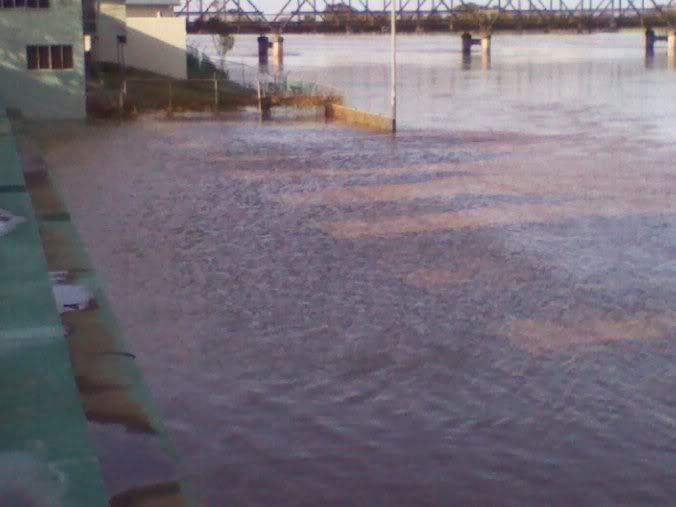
[0,109,194,506]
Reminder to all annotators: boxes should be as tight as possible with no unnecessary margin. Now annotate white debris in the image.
[50,278,94,313]
[0,208,25,238]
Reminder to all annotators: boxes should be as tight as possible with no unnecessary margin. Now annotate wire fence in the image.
[112,67,340,116]
[114,76,244,113]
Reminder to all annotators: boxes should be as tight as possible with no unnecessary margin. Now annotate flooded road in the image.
[44,33,676,506]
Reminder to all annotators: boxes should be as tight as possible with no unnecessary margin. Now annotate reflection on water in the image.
[192,32,676,139]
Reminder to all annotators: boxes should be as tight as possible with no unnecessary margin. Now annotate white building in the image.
[93,0,187,79]
[0,0,87,118]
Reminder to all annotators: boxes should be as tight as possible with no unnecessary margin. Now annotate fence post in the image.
[167,80,173,114]
[257,80,262,115]
[213,72,219,113]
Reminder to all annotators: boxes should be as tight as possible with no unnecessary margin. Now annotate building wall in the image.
[125,16,187,79]
[0,0,86,118]
[94,2,187,79]
[93,0,127,65]
[126,5,175,17]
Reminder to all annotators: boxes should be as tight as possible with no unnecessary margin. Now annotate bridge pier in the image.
[272,35,284,66]
[481,34,491,55]
[257,34,284,66]
[645,27,669,55]
[462,32,491,56]
[257,34,269,65]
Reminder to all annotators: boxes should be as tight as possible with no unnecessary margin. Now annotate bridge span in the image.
[178,0,675,32]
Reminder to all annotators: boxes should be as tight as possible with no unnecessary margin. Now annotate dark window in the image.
[62,46,73,69]
[27,45,74,71]
[3,0,46,5]
[38,46,50,69]
[27,46,38,70]
[50,46,63,69]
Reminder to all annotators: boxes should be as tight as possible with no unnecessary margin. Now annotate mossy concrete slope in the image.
[21,121,197,506]
[0,109,109,506]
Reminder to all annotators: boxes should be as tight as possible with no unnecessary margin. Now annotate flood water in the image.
[194,32,676,139]
[44,33,676,506]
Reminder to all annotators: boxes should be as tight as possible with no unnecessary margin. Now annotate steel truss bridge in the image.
[178,0,675,31]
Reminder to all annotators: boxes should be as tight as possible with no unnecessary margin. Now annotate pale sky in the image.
[190,0,410,16]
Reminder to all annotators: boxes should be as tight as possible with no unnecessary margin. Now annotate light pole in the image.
[390,0,397,133]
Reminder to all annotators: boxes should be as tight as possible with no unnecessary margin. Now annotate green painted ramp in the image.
[0,110,109,506]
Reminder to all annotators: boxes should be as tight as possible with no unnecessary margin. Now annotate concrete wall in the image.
[125,17,187,79]
[325,103,393,132]
[0,0,86,118]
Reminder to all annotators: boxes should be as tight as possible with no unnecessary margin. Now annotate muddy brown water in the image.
[38,33,676,507]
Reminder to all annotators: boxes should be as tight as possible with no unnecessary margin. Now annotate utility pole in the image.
[390,0,397,133]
